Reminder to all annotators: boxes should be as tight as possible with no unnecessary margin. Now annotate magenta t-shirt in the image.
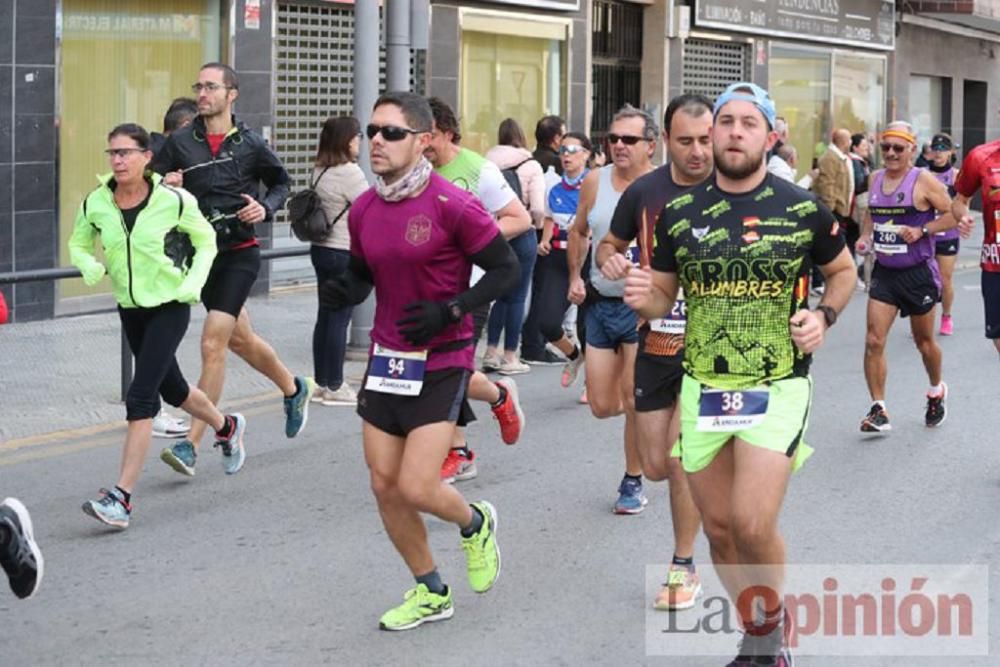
[349,172,499,371]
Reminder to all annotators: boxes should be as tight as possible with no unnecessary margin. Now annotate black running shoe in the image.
[521,349,564,366]
[925,383,947,427]
[860,403,891,433]
[0,498,43,599]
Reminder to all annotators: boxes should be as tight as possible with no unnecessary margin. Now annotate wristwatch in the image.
[814,304,837,328]
[445,300,463,323]
[921,226,930,237]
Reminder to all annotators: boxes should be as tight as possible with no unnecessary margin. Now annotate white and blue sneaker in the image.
[613,476,648,515]
[82,487,131,529]
[160,439,197,477]
[214,413,247,475]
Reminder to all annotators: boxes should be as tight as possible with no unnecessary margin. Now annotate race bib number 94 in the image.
[366,345,428,396]
[697,388,769,431]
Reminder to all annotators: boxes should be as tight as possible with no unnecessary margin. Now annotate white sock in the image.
[874,400,886,409]
[928,383,944,397]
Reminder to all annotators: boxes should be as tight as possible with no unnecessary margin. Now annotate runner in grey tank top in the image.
[566,106,657,515]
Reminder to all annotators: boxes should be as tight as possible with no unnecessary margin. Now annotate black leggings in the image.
[118,301,192,421]
[522,249,572,352]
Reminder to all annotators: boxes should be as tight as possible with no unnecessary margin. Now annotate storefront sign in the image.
[695,0,895,51]
[484,0,580,11]
[244,0,261,30]
[63,12,202,41]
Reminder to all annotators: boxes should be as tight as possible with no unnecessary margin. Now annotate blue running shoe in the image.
[214,413,247,475]
[614,476,648,515]
[160,439,197,477]
[284,376,314,438]
[82,487,131,529]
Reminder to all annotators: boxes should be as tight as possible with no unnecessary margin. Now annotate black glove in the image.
[319,278,351,310]
[396,300,459,346]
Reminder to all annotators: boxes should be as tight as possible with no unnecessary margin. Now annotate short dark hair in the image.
[163,97,198,134]
[497,118,527,149]
[316,116,361,168]
[108,123,151,150]
[535,115,565,147]
[663,94,713,137]
[427,96,461,144]
[561,131,592,152]
[373,91,433,133]
[200,62,239,90]
[850,132,867,150]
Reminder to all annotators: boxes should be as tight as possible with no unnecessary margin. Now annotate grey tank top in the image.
[588,165,626,297]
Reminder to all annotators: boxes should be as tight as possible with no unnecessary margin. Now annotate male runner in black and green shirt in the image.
[596,93,712,611]
[626,83,855,665]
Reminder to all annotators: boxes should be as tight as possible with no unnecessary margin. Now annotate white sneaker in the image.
[311,385,328,404]
[152,411,189,438]
[498,358,530,375]
[481,353,502,373]
[322,383,358,406]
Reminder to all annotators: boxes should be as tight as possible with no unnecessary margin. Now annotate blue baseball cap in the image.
[713,82,777,129]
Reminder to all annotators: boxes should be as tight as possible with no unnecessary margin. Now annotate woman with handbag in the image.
[310,116,370,405]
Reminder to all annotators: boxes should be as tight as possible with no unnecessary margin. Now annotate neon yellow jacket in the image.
[69,172,217,308]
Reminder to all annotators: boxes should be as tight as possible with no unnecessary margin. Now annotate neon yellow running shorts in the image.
[676,374,814,474]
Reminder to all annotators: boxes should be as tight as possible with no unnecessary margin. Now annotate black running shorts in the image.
[935,238,959,256]
[201,246,261,317]
[634,351,684,412]
[357,366,470,437]
[869,262,940,318]
[982,271,1000,339]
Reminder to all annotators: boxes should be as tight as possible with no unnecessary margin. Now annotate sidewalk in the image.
[0,286,368,442]
[0,219,987,443]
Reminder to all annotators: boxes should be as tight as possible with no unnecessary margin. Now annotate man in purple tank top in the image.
[857,122,957,433]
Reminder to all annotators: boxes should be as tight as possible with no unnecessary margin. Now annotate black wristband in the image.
[814,304,837,328]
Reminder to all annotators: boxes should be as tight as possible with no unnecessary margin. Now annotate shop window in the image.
[58,0,222,299]
[770,46,831,169]
[460,29,567,156]
[910,74,948,147]
[833,54,885,144]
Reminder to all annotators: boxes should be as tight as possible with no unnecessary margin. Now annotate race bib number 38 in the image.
[697,388,769,431]
[366,345,428,396]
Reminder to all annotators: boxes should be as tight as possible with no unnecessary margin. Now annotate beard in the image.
[714,145,765,180]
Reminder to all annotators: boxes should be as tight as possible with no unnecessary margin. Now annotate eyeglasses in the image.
[606,134,646,146]
[104,148,146,159]
[191,82,232,94]
[559,145,587,155]
[879,143,908,154]
[366,124,425,141]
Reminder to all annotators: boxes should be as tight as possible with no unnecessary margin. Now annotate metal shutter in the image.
[681,38,751,99]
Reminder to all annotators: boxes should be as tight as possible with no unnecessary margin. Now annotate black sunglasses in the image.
[606,133,646,146]
[879,142,908,154]
[366,124,425,142]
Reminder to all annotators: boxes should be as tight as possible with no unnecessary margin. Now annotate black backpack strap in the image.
[310,166,331,189]
[330,198,352,226]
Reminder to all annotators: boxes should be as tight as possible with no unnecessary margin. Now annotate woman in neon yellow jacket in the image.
[69,123,248,530]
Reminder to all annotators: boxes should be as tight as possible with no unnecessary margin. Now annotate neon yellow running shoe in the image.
[378,584,454,631]
[461,501,501,593]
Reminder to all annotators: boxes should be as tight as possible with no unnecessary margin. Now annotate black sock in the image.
[460,504,484,538]
[216,415,235,439]
[451,445,470,456]
[567,346,580,361]
[624,473,642,484]
[115,486,132,506]
[490,384,507,408]
[672,554,695,572]
[415,569,446,595]
[285,376,302,399]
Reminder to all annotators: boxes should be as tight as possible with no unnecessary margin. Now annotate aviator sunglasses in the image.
[879,142,908,154]
[366,124,426,142]
[606,133,646,146]
[559,145,587,155]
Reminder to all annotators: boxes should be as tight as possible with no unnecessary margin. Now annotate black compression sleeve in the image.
[454,233,519,314]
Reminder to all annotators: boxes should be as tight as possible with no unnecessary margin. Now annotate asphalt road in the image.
[2,267,999,666]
